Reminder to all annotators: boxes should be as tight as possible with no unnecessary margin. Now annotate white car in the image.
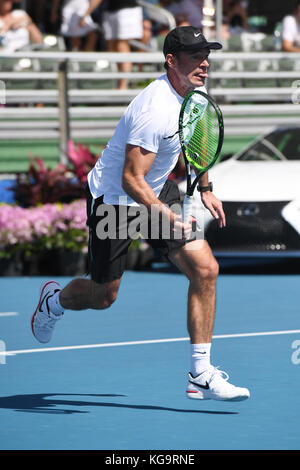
[179,126,300,257]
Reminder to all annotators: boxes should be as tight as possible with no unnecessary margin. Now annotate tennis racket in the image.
[178,90,224,225]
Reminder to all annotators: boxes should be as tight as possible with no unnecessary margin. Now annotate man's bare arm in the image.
[122,144,176,224]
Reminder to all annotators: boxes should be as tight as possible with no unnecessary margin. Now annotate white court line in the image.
[1,329,300,357]
[0,312,18,317]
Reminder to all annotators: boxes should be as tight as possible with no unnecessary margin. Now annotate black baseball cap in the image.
[163,26,222,57]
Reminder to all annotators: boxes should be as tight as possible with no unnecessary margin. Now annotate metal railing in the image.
[0,51,300,163]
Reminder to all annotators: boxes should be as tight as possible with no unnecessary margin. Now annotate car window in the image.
[237,141,284,161]
[265,129,300,161]
[237,128,300,161]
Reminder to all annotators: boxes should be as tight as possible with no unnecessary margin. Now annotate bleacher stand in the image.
[0,0,299,165]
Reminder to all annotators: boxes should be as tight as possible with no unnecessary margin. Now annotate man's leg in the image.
[59,277,121,311]
[168,239,250,401]
[31,277,122,344]
[32,189,131,344]
[168,239,218,345]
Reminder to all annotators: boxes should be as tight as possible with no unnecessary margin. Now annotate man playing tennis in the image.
[32,26,250,402]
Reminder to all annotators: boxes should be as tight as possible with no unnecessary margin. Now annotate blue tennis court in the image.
[0,271,299,450]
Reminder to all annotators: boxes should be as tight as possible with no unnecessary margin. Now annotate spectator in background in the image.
[83,0,143,90]
[131,18,158,53]
[51,0,99,51]
[177,0,203,28]
[282,1,300,52]
[134,18,159,71]
[25,0,63,36]
[24,0,47,33]
[175,12,190,27]
[161,0,203,29]
[228,11,244,36]
[223,0,248,31]
[160,0,181,17]
[0,0,42,52]
[140,18,158,51]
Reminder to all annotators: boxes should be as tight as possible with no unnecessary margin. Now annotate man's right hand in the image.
[172,213,194,240]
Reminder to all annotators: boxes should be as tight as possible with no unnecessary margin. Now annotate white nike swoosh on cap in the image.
[194,32,201,37]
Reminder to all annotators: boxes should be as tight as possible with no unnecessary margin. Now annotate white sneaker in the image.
[186,366,250,402]
[31,281,63,344]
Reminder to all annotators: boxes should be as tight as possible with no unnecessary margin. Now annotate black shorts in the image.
[86,180,194,284]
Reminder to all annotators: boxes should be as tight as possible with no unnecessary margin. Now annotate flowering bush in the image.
[67,140,98,184]
[10,141,100,208]
[11,155,86,208]
[0,200,88,258]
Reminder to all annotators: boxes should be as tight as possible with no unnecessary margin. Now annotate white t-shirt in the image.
[282,15,300,47]
[88,74,206,205]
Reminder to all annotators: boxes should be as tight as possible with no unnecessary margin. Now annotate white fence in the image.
[0,51,300,161]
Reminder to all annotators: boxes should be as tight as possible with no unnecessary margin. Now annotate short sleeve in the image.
[126,108,165,154]
[282,16,296,42]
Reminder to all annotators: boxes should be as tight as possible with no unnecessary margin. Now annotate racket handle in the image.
[183,195,193,225]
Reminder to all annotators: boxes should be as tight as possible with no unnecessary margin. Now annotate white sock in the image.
[190,343,211,377]
[48,290,64,317]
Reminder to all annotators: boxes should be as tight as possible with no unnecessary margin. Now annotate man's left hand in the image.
[201,191,226,228]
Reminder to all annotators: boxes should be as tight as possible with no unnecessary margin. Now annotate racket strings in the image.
[182,101,220,170]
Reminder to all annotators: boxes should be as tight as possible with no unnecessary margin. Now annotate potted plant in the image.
[0,204,31,275]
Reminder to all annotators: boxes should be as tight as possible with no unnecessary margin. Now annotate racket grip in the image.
[182,195,193,225]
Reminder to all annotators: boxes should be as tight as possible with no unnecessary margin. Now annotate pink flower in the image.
[0,200,88,254]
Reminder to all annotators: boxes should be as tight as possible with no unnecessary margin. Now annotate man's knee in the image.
[192,256,219,284]
[91,279,120,310]
[170,240,219,283]
[208,257,219,279]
